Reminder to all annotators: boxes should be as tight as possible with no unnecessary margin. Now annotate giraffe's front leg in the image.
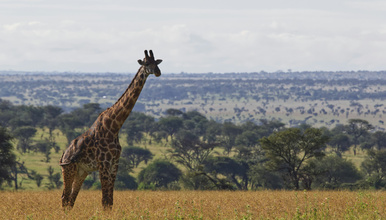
[99,161,119,210]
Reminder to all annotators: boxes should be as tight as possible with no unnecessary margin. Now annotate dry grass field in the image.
[1,190,385,219]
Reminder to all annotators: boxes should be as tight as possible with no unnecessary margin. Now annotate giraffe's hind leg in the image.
[68,168,89,207]
[61,163,76,209]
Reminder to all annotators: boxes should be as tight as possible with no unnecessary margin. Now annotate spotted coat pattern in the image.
[60,50,162,210]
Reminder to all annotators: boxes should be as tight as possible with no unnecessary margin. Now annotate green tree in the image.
[58,114,83,144]
[304,155,362,189]
[41,105,63,136]
[233,129,266,189]
[41,105,62,153]
[115,173,138,190]
[138,159,182,189]
[345,119,373,155]
[248,163,283,190]
[203,120,222,144]
[182,111,209,136]
[113,157,138,190]
[9,105,43,129]
[168,130,217,172]
[168,130,218,190]
[30,171,44,188]
[76,103,101,126]
[165,108,184,116]
[0,99,15,127]
[158,116,184,141]
[328,134,351,156]
[256,119,285,137]
[361,149,386,189]
[9,160,33,190]
[221,122,243,155]
[58,103,101,144]
[13,126,37,153]
[150,130,168,144]
[125,123,144,145]
[234,130,261,160]
[46,166,62,189]
[204,156,247,190]
[260,127,328,190]
[123,112,155,145]
[34,141,52,163]
[121,146,153,168]
[0,126,16,187]
[372,131,386,150]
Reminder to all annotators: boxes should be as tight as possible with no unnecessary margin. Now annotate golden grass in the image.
[1,190,385,219]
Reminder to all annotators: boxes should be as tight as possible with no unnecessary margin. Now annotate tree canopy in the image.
[261,127,328,189]
[0,126,16,187]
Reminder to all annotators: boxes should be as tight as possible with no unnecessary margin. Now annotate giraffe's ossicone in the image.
[60,50,162,210]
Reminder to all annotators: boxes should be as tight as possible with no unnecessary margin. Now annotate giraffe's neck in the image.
[102,67,148,135]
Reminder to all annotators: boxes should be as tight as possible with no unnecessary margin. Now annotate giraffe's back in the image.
[59,131,95,166]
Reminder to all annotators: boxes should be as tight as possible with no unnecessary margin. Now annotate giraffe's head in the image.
[137,50,162,77]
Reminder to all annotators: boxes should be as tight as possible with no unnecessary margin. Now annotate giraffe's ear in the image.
[138,60,144,65]
[156,59,162,65]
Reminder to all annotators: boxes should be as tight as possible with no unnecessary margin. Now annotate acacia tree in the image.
[41,105,62,153]
[58,103,101,144]
[123,112,156,145]
[203,120,222,144]
[41,105,63,136]
[204,156,246,190]
[168,130,218,189]
[220,122,243,155]
[13,126,37,153]
[30,171,43,188]
[168,130,217,172]
[372,131,386,150]
[0,126,16,187]
[158,116,184,141]
[307,155,362,189]
[328,134,351,157]
[125,123,144,145]
[8,158,35,190]
[345,119,373,155]
[120,146,153,168]
[260,127,328,190]
[361,149,386,189]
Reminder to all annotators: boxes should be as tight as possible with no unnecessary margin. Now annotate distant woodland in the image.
[2,71,386,129]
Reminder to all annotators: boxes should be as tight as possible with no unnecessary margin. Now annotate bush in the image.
[138,182,156,191]
[83,176,96,189]
[90,181,101,190]
[115,174,138,190]
[138,159,182,189]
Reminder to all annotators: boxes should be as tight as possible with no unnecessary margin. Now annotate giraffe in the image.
[59,50,162,210]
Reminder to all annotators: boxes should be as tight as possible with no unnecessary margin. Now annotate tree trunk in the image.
[12,165,18,190]
[353,144,357,156]
[230,175,243,190]
[291,169,300,190]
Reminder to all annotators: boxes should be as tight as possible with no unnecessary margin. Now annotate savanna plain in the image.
[2,72,386,219]
[1,190,385,219]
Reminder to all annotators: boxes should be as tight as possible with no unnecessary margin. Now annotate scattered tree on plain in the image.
[260,127,328,190]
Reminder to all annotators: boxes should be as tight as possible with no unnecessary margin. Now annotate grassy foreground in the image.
[1,190,385,219]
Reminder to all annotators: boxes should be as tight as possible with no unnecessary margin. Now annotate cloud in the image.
[347,1,386,12]
[0,1,386,72]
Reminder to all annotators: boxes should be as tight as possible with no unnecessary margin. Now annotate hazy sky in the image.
[1,0,386,73]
